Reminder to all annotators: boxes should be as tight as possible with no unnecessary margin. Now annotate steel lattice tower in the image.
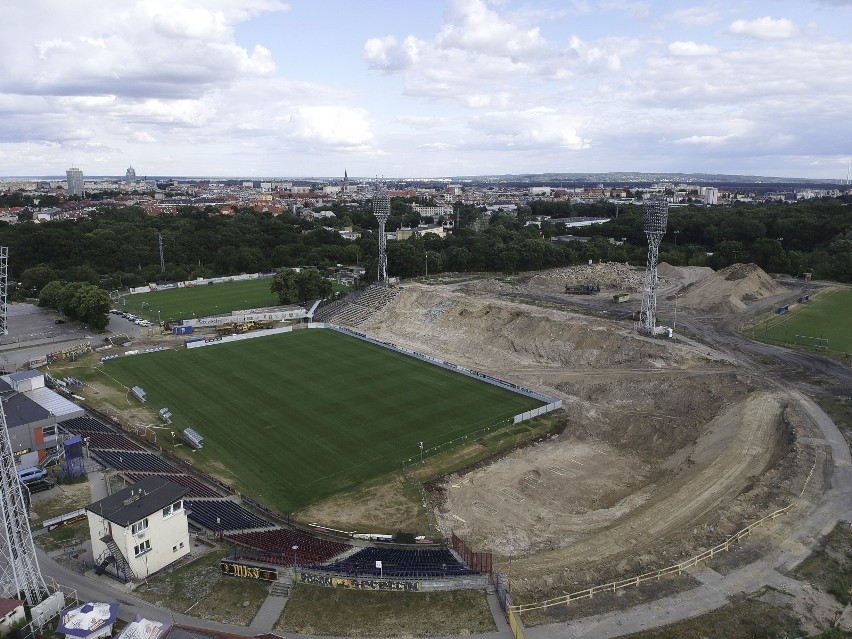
[0,247,7,336]
[637,198,669,334]
[373,182,390,285]
[0,399,50,605]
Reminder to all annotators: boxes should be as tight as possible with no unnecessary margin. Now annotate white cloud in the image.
[728,16,796,40]
[2,0,285,99]
[287,106,373,149]
[363,35,421,72]
[468,108,589,150]
[417,142,453,151]
[667,6,720,26]
[436,0,549,58]
[397,115,451,129]
[131,132,157,143]
[668,41,719,56]
[674,134,736,145]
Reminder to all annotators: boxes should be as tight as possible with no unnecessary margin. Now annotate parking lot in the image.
[0,304,97,372]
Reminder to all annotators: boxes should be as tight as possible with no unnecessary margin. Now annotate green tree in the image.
[38,280,63,309]
[20,265,58,294]
[57,282,84,317]
[271,268,298,304]
[293,269,332,302]
[72,284,111,331]
[65,264,100,284]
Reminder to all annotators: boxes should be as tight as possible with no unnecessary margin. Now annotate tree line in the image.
[3,197,851,311]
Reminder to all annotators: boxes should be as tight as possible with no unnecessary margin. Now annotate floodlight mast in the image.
[0,399,50,605]
[0,246,7,336]
[373,181,391,285]
[637,198,669,334]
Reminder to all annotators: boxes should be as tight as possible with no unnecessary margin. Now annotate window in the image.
[172,545,178,553]
[133,540,151,557]
[179,541,184,549]
[162,501,183,518]
[131,518,148,535]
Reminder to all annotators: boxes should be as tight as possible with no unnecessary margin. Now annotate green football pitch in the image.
[105,329,545,511]
[756,288,852,354]
[118,278,279,322]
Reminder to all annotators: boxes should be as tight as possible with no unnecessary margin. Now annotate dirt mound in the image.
[526,262,647,292]
[678,263,784,313]
[362,284,719,371]
[657,262,715,287]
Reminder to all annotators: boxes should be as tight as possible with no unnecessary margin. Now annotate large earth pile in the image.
[309,269,807,600]
[527,262,647,292]
[362,285,720,371]
[678,263,784,313]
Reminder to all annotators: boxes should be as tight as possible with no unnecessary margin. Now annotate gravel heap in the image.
[530,262,649,292]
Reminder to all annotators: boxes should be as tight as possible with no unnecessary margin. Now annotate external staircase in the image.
[96,534,135,582]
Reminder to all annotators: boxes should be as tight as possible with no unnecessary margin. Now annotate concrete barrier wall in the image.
[182,308,305,327]
[185,326,293,349]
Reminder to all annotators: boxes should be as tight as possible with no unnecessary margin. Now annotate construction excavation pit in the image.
[312,263,821,604]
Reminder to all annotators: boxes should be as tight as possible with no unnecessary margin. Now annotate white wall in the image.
[87,502,190,579]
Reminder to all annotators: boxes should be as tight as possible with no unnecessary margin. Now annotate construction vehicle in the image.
[565,283,600,295]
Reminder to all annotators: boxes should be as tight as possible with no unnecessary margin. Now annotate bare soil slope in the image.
[352,280,809,599]
[678,263,784,313]
[364,285,723,371]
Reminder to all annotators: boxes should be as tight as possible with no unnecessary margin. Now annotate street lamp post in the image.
[292,544,299,569]
[419,441,424,463]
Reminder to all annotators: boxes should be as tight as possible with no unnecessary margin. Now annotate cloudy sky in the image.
[1,0,850,179]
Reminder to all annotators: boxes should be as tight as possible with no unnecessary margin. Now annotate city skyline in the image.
[1,0,850,180]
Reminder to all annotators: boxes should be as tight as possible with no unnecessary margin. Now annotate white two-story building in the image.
[86,476,191,581]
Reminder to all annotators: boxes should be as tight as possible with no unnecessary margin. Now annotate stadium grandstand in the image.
[185,499,270,532]
[79,432,145,451]
[123,472,222,498]
[313,546,476,578]
[313,284,401,327]
[61,416,118,434]
[226,529,352,566]
[92,449,178,473]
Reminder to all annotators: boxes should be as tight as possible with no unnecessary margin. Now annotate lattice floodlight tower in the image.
[637,198,669,334]
[0,398,50,605]
[373,181,391,285]
[0,247,7,336]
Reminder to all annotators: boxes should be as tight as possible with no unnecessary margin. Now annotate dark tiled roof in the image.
[1,380,50,428]
[87,476,189,527]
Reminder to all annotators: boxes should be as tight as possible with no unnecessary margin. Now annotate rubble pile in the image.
[530,262,649,292]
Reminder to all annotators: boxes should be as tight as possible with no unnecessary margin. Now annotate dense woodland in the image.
[3,197,851,303]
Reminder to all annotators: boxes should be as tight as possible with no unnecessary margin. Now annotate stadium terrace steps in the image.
[185,499,271,532]
[226,528,352,566]
[314,546,477,579]
[313,284,401,327]
[61,416,118,434]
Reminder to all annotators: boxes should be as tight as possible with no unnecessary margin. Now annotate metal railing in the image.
[511,455,820,615]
